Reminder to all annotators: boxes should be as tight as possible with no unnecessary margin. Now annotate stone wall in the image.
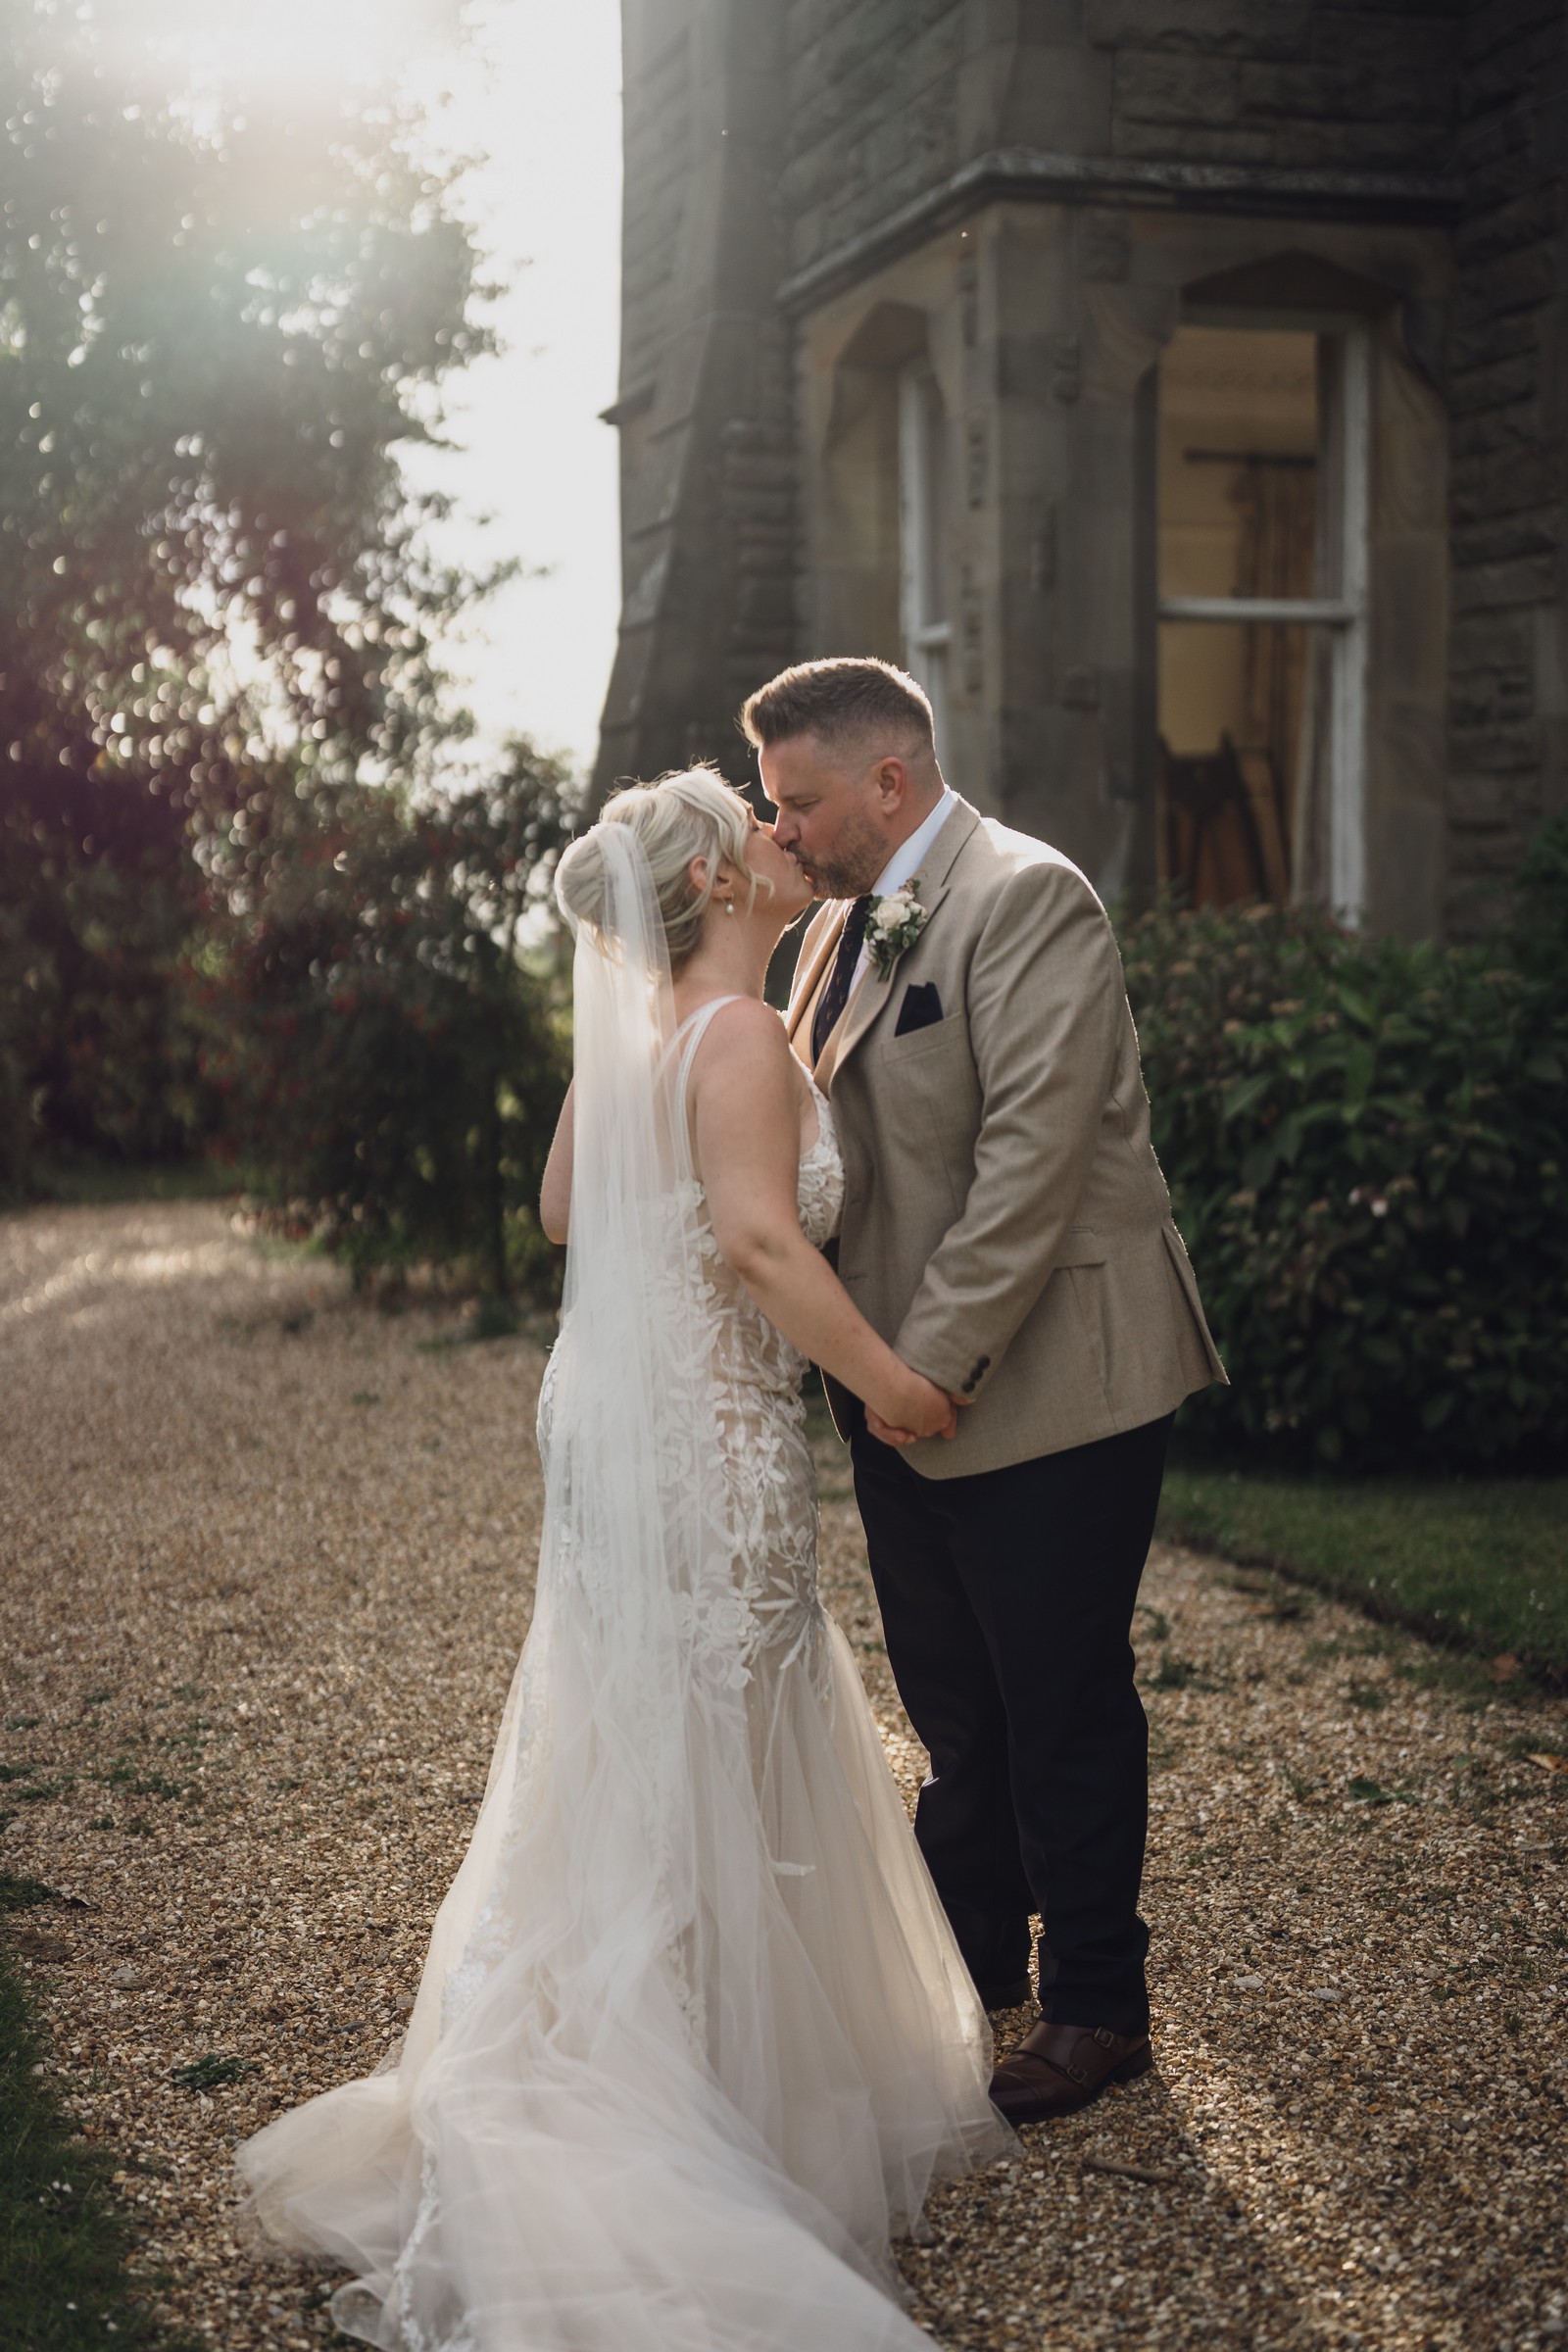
[598,0,1568,931]
[1097,1,1458,174]
[779,0,963,274]
[778,2,1464,288]
[593,0,797,800]
[1445,0,1568,934]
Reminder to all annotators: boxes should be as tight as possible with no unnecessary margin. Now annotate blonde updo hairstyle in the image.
[556,764,770,971]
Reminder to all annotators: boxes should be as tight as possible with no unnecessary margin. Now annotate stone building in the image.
[593,1,1567,938]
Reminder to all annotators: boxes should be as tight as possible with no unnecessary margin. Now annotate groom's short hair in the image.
[740,659,935,755]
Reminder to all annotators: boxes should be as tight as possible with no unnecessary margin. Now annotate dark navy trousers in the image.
[849,1408,1173,2034]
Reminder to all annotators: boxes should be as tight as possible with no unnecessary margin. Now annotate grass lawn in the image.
[0,1877,196,2352]
[1157,1460,1568,1685]
[807,1377,1568,1685]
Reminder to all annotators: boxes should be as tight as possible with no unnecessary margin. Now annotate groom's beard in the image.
[798,859,863,900]
[792,813,886,901]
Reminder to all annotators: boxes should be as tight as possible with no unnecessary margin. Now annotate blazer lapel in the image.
[832,798,981,1079]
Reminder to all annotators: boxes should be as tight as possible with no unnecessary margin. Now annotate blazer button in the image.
[976,1355,991,1372]
[961,1377,977,1395]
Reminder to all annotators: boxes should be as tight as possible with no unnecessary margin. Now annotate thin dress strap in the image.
[671,995,745,1101]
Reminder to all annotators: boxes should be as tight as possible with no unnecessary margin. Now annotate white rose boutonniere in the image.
[864,881,929,981]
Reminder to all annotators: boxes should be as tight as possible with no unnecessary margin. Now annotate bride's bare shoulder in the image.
[687,1002,809,1187]
[686,998,796,1098]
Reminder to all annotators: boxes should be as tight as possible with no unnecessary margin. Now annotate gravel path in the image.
[3,1201,1566,2352]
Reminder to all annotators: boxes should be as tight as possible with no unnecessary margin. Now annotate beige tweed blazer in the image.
[787,797,1225,1480]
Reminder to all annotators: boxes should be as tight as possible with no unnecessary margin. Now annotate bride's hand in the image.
[868,1367,959,1446]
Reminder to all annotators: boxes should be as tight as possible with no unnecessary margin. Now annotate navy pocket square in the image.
[894,981,943,1038]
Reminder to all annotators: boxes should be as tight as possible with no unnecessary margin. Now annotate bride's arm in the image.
[693,1004,955,1441]
[540,1081,575,1245]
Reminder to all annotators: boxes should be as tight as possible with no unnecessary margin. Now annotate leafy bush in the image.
[0,767,216,1195]
[199,743,575,1305]
[1121,834,1568,1468]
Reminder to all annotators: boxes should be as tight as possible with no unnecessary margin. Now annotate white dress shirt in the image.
[851,786,956,990]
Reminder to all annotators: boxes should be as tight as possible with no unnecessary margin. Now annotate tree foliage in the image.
[1,0,501,1181]
[198,739,576,1304]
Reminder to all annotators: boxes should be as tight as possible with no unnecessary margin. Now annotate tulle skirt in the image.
[235,1583,1013,2352]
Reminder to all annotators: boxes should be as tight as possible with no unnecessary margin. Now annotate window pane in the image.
[899,362,950,760]
[1156,323,1323,907]
[920,376,950,629]
[899,365,949,631]
[1158,324,1318,603]
[1157,618,1326,907]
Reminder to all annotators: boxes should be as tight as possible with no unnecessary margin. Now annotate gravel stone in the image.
[3,1201,1566,2351]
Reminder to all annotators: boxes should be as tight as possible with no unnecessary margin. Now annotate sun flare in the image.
[127,0,446,98]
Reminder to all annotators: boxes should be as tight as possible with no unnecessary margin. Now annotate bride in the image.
[235,767,1014,2350]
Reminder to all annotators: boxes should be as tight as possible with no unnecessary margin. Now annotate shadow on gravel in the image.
[900,2061,1324,2350]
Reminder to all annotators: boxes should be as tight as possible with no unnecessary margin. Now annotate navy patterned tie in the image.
[811,895,872,1065]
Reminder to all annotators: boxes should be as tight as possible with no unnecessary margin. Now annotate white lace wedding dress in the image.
[236,844,1011,2352]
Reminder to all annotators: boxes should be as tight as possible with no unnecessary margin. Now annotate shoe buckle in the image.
[1064,2061,1088,2084]
[1093,2027,1117,2050]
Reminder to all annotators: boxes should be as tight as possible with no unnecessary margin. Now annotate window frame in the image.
[1155,320,1371,922]
[898,359,952,764]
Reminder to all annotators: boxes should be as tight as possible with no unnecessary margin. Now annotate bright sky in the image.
[426,0,624,776]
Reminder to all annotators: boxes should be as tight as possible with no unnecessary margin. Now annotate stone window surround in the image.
[793,196,1451,937]
[776,148,1461,322]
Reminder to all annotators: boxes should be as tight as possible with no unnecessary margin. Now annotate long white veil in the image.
[235,823,965,2349]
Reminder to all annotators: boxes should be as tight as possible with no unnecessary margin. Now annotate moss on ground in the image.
[0,1878,198,2352]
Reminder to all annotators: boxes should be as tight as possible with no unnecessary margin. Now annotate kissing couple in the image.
[237,656,1224,2350]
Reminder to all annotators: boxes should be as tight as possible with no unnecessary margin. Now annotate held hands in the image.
[866,1364,966,1448]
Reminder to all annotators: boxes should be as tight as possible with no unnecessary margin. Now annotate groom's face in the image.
[760,732,906,901]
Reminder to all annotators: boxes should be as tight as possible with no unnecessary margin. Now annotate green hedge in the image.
[1120,827,1568,1469]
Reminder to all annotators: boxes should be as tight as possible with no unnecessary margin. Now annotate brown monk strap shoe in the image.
[989,2018,1152,2125]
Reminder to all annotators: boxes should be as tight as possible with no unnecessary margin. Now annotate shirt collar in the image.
[870,786,956,901]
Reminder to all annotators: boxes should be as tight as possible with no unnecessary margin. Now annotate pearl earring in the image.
[723,900,735,916]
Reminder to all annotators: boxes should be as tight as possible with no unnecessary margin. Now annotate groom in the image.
[743,657,1225,2125]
